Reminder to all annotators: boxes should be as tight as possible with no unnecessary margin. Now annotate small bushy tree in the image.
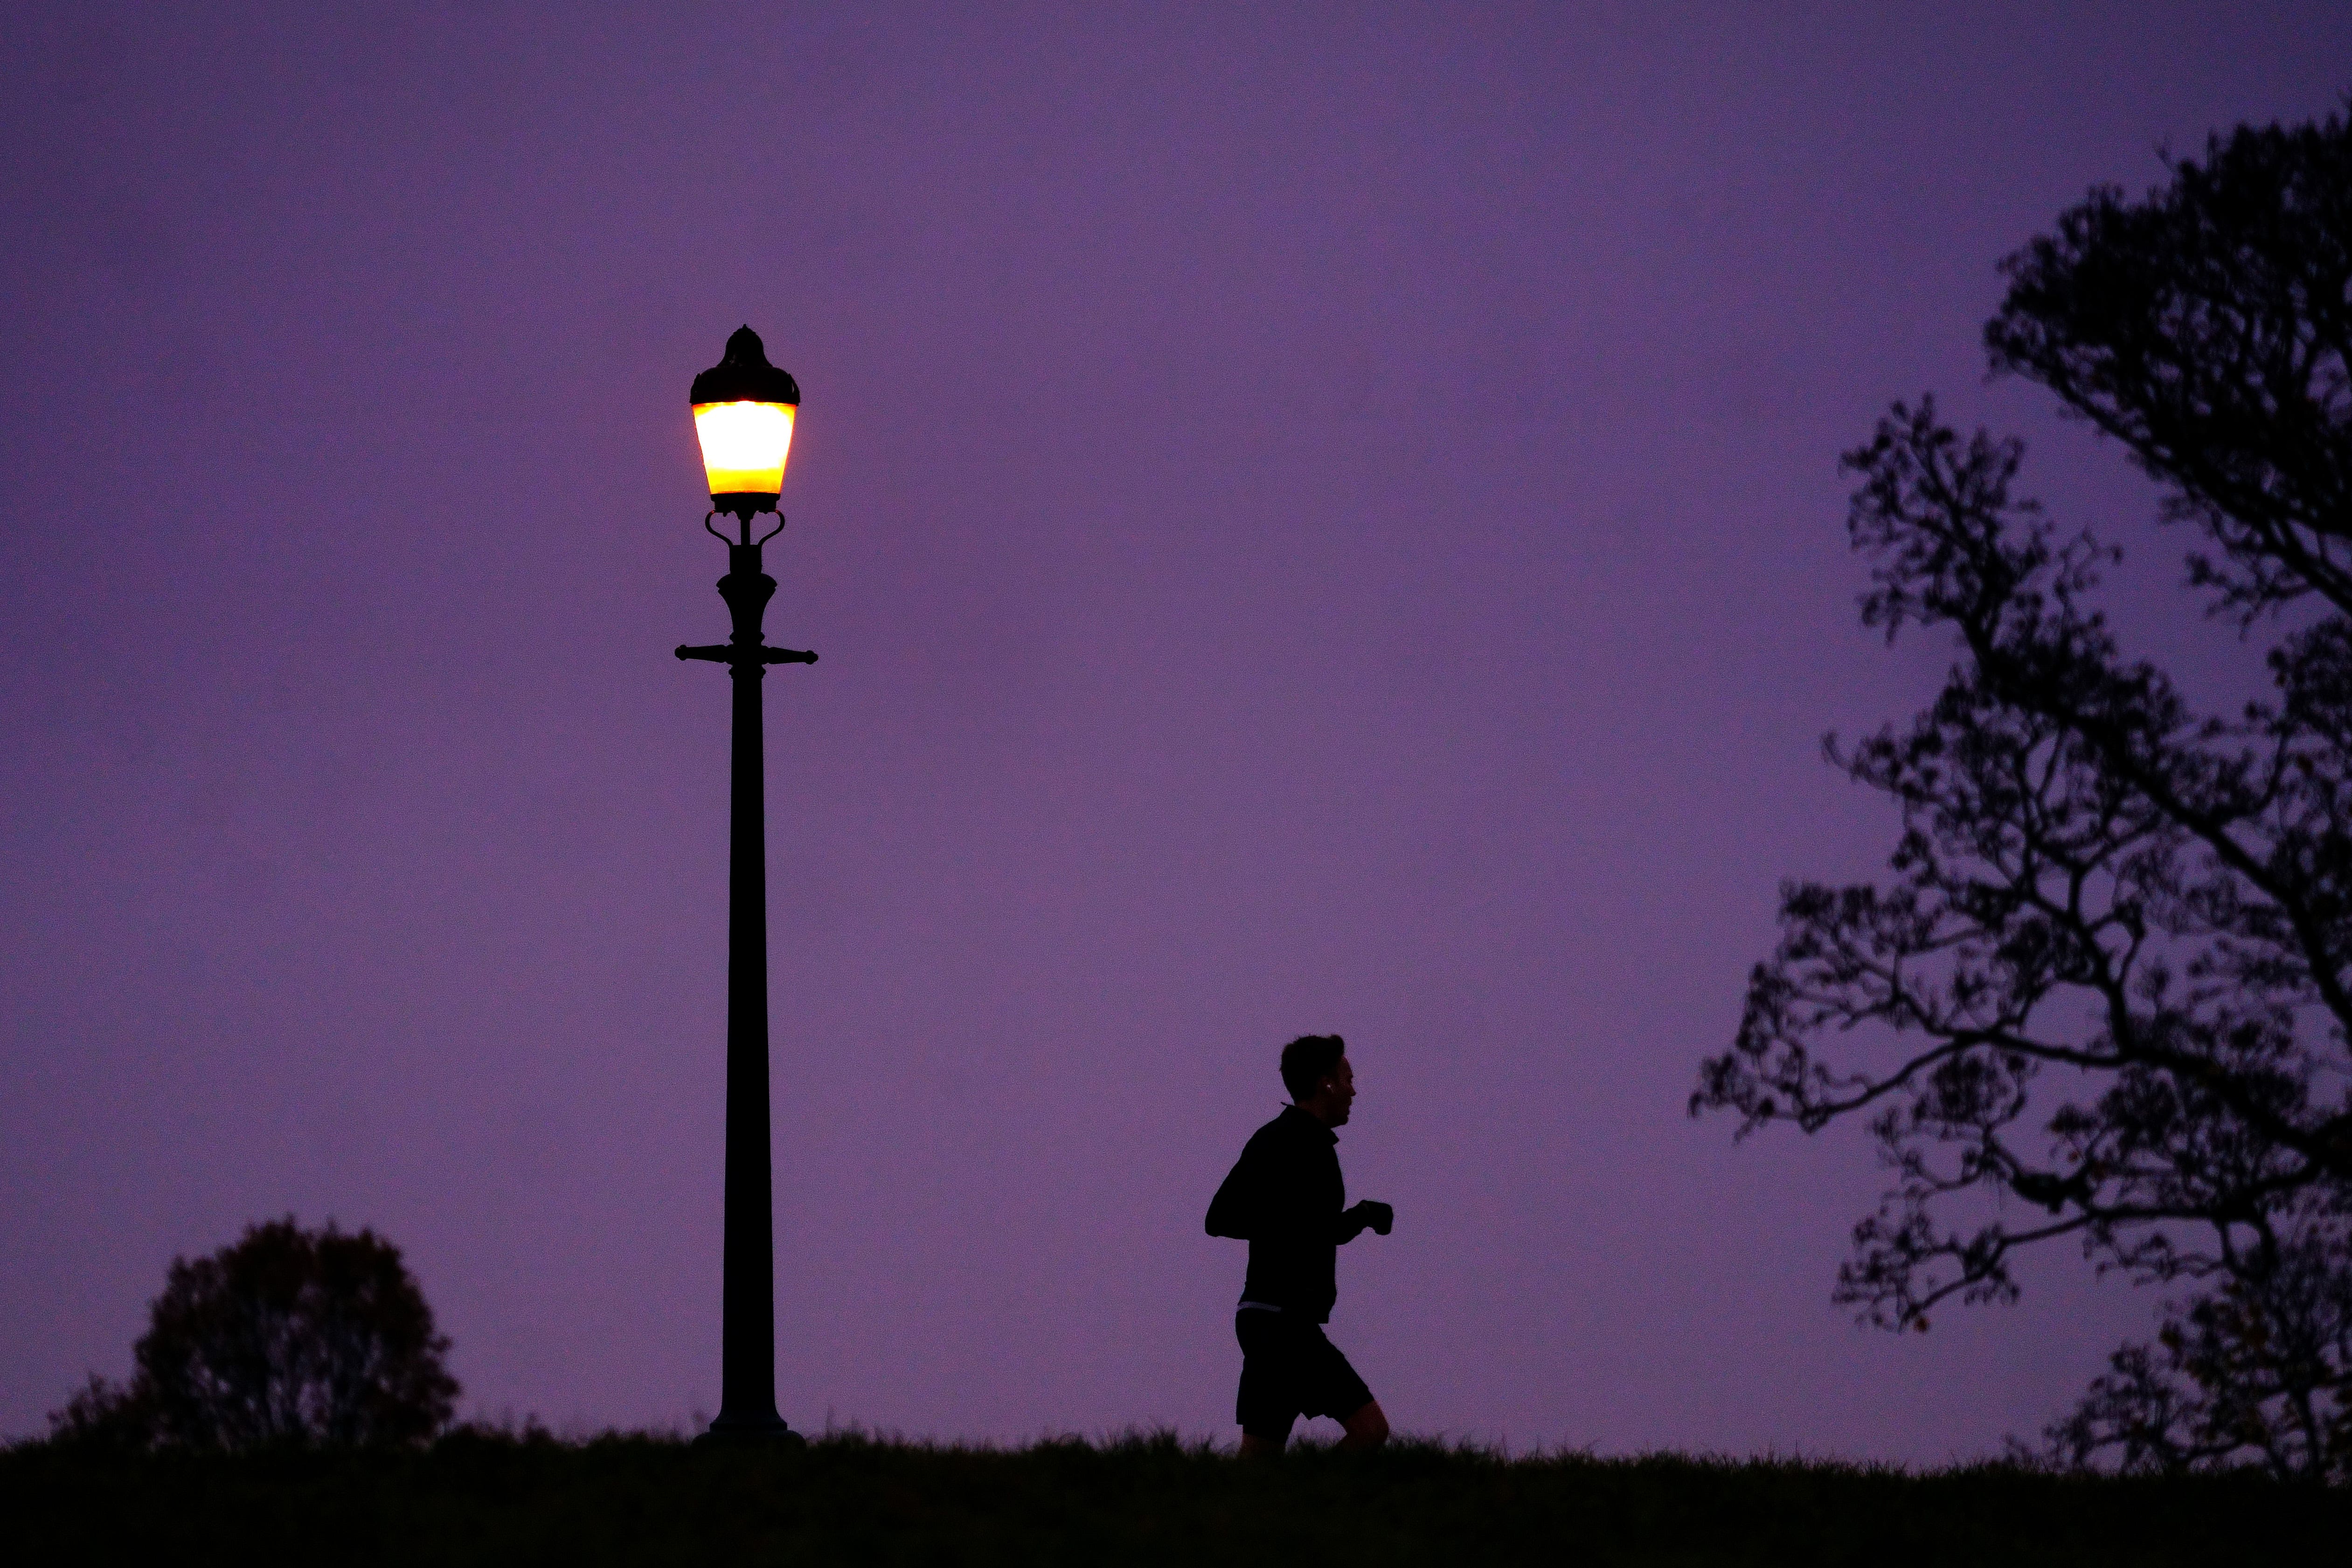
[49,1216,458,1450]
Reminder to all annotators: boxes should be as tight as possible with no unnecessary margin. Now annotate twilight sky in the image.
[4,5,2346,1461]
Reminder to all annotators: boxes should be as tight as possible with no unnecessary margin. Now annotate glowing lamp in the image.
[691,326,801,521]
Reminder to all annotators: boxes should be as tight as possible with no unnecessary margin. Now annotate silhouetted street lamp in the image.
[675,326,813,1443]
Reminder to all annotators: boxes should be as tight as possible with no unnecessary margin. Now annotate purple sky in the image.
[5,5,2346,1461]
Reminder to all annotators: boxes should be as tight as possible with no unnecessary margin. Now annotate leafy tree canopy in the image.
[49,1216,458,1451]
[1693,106,2352,1482]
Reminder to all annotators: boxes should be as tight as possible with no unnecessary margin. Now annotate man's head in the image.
[1280,1034,1355,1127]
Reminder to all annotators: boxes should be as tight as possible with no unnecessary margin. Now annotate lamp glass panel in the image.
[693,400,796,499]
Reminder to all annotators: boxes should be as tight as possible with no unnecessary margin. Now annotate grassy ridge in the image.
[6,1428,2341,1566]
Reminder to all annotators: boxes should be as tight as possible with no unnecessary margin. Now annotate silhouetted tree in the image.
[48,1217,458,1450]
[1693,106,2352,1482]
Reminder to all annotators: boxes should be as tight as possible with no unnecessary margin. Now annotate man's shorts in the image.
[1235,1309,1374,1442]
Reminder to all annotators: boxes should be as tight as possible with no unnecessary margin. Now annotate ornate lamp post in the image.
[676,325,812,1442]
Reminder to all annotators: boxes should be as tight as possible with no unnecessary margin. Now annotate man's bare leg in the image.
[1339,1400,1389,1451]
[1238,1432,1283,1459]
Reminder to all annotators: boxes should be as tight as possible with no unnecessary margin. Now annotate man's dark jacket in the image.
[1205,1104,1351,1323]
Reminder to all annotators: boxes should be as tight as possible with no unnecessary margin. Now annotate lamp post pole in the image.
[676,327,810,1443]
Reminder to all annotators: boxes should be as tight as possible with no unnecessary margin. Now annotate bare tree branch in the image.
[1694,107,2352,1481]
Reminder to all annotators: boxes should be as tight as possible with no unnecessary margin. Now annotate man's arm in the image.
[1206,1139,1267,1238]
[1336,1200,1394,1243]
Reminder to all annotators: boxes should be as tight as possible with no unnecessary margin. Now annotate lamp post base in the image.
[695,1415,805,1448]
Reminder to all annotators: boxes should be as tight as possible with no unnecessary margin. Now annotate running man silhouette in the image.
[1205,1033,1394,1455]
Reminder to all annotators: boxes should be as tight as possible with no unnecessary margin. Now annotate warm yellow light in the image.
[693,400,796,503]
